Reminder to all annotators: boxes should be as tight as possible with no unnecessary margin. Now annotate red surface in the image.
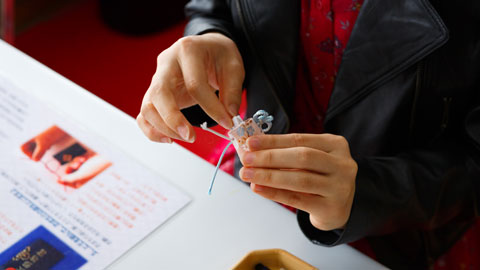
[15,0,224,160]
[1,0,15,44]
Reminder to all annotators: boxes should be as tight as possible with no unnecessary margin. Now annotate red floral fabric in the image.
[291,0,363,134]
[434,219,480,270]
[292,0,378,259]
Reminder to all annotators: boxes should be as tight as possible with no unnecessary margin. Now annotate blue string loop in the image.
[253,110,274,132]
[205,109,273,195]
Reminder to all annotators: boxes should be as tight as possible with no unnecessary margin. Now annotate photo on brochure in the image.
[0,225,87,270]
[20,125,112,190]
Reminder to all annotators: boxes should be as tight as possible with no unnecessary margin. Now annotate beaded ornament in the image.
[201,110,274,194]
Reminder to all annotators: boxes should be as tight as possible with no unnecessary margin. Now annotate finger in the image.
[246,133,348,153]
[65,156,86,174]
[148,78,196,142]
[139,102,183,141]
[240,147,337,174]
[60,156,111,187]
[218,56,244,116]
[137,113,173,143]
[147,57,197,142]
[250,183,321,213]
[239,167,330,196]
[177,41,233,129]
[32,141,47,161]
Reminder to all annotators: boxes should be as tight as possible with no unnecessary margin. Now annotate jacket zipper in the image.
[409,61,425,144]
[235,0,291,132]
[440,96,452,131]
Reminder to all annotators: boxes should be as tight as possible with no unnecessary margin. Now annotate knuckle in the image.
[310,216,322,229]
[297,174,311,190]
[184,78,201,94]
[263,151,273,165]
[333,134,349,149]
[226,59,243,73]
[311,208,342,231]
[337,157,357,176]
[156,50,167,62]
[220,38,235,51]
[163,112,181,126]
[144,126,156,141]
[292,133,305,147]
[156,45,177,64]
[342,161,358,189]
[310,216,331,231]
[296,147,312,166]
[136,115,146,129]
[221,36,235,47]
[177,36,195,49]
[349,160,359,176]
[156,82,169,95]
[149,77,167,93]
[140,102,154,115]
[150,73,158,85]
[262,170,273,185]
[238,65,246,80]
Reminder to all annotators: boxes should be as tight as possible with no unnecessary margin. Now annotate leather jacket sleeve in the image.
[298,98,480,248]
[184,0,236,42]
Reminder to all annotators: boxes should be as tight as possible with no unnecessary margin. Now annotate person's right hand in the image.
[137,32,245,144]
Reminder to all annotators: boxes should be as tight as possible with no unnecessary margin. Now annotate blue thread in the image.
[203,110,273,195]
[208,140,234,195]
[253,110,274,132]
[246,125,255,136]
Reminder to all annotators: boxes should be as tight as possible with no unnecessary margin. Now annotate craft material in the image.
[201,110,274,194]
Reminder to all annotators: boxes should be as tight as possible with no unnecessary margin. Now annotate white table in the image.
[0,39,386,269]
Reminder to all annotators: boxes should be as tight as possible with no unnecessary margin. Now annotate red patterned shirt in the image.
[291,0,363,133]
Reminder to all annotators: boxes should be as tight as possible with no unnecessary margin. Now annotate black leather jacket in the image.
[183,0,480,268]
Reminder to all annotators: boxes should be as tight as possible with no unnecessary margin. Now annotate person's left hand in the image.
[238,133,358,231]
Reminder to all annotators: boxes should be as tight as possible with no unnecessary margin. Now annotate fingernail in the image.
[177,125,190,141]
[220,118,233,129]
[241,168,255,180]
[228,104,239,116]
[243,152,255,165]
[247,137,261,149]
[160,137,172,144]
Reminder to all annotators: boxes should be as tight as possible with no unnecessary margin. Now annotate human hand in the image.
[58,155,112,188]
[21,125,69,161]
[238,134,358,231]
[137,32,245,143]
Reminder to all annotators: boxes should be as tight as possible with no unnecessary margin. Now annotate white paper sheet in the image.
[0,74,190,270]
